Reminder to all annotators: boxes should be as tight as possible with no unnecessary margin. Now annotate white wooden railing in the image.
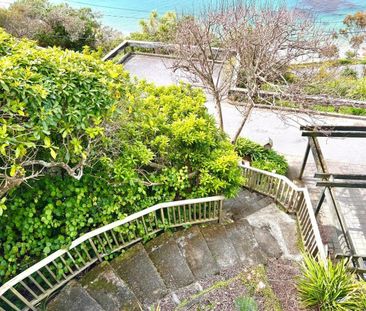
[0,196,224,310]
[240,164,327,262]
[0,165,327,310]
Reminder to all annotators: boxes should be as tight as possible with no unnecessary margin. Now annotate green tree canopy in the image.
[129,11,177,42]
[0,0,123,51]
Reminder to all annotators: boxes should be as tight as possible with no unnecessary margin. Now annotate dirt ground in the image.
[157,260,303,311]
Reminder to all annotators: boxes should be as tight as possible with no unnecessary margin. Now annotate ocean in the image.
[46,0,366,34]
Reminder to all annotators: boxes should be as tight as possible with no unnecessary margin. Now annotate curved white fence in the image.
[0,164,327,310]
[240,164,326,261]
[0,196,224,310]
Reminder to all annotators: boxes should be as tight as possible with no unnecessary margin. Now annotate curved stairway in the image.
[47,189,300,311]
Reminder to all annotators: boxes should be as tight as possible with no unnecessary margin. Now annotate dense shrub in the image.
[235,138,288,175]
[0,29,130,202]
[0,77,243,281]
[297,255,366,310]
[341,67,358,79]
[305,75,366,101]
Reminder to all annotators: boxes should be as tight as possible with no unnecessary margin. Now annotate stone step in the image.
[175,226,219,279]
[200,224,240,269]
[227,195,273,221]
[257,197,274,208]
[145,232,195,290]
[223,189,264,211]
[246,204,301,260]
[111,243,167,305]
[224,220,267,266]
[47,280,104,311]
[251,225,283,259]
[80,262,140,311]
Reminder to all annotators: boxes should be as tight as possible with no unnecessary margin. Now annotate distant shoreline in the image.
[2,0,366,40]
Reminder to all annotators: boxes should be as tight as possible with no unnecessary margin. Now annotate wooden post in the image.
[218,199,224,224]
[315,188,326,217]
[299,140,310,180]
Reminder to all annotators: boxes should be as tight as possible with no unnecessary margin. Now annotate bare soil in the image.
[157,260,303,311]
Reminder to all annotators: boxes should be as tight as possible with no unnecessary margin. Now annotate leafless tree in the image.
[171,14,235,130]
[171,0,335,142]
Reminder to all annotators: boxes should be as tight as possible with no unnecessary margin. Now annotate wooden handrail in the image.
[0,196,224,309]
[0,164,328,310]
[240,164,327,262]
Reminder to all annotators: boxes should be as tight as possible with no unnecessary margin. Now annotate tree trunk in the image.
[232,104,254,143]
[214,93,224,131]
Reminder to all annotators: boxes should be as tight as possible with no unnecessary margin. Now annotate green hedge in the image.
[235,138,288,175]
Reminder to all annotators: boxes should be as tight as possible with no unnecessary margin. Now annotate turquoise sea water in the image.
[53,0,366,34]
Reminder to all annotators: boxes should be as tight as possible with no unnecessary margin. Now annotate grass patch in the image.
[242,265,282,311]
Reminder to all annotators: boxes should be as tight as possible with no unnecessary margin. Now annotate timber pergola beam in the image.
[316,181,366,188]
[314,173,366,180]
[315,173,366,188]
[300,125,366,138]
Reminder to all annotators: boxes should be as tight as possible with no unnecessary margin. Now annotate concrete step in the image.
[223,189,264,211]
[200,224,240,269]
[111,243,167,305]
[145,232,195,290]
[175,226,219,279]
[246,204,301,261]
[80,262,140,311]
[47,280,104,311]
[224,190,273,221]
[251,225,283,259]
[224,220,267,266]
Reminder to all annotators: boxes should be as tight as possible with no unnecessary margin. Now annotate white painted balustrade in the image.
[0,164,326,310]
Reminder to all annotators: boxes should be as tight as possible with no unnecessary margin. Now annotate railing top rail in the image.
[241,163,327,261]
[239,163,304,191]
[102,40,231,61]
[0,195,224,295]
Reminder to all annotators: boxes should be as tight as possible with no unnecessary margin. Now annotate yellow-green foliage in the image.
[0,29,130,198]
[129,11,177,42]
[0,31,243,283]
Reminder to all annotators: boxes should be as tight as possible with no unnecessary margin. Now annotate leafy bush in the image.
[235,138,288,175]
[0,29,130,201]
[297,255,366,310]
[129,11,177,43]
[0,77,243,282]
[235,296,258,311]
[306,75,366,101]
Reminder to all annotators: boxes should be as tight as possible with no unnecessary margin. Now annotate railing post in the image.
[218,199,224,224]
